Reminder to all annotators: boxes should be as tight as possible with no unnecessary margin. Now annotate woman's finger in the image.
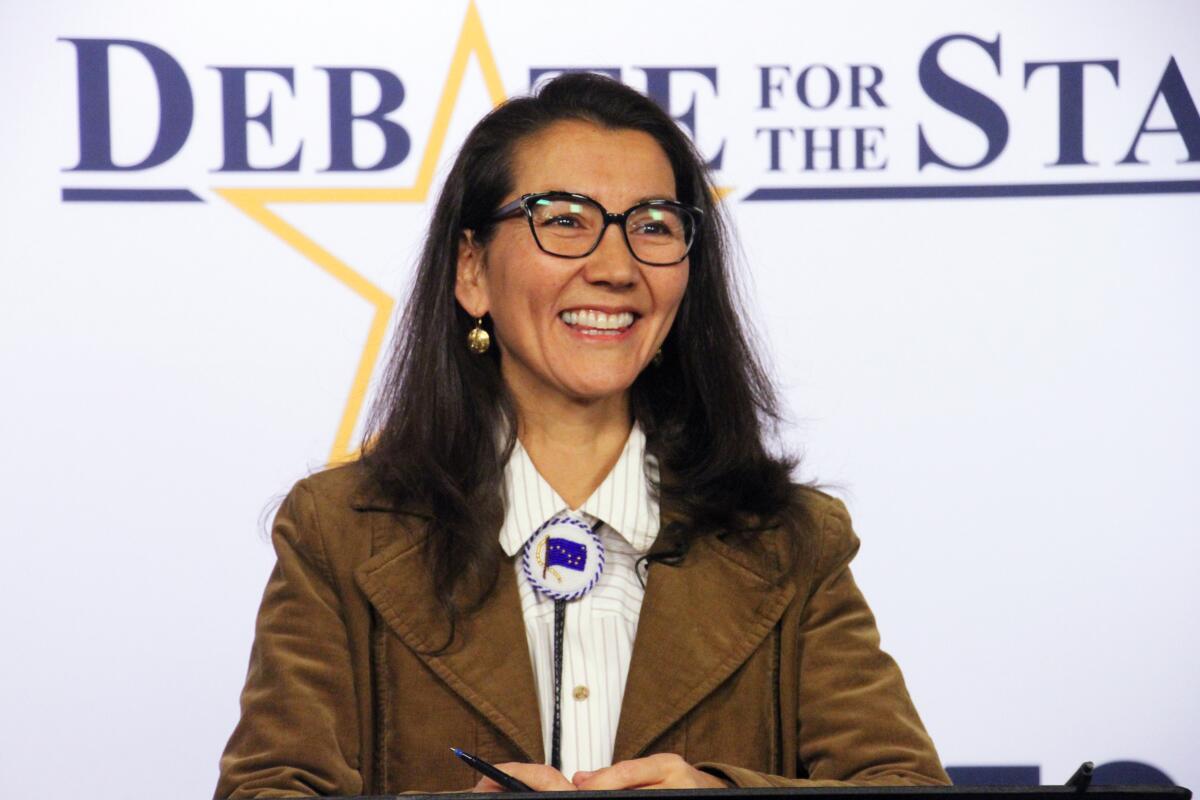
[471,762,576,792]
[574,755,674,789]
[574,754,726,790]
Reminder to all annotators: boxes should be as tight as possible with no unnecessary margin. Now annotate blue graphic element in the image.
[945,761,1176,788]
[1092,761,1175,786]
[946,766,1040,786]
[61,188,203,202]
[544,537,586,576]
[744,179,1200,201]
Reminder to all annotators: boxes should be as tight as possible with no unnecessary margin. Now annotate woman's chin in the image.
[502,353,650,409]
[555,369,643,405]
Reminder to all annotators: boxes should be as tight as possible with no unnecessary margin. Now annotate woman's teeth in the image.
[559,310,635,334]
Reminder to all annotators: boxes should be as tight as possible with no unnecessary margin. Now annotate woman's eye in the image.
[538,214,582,228]
[633,221,675,237]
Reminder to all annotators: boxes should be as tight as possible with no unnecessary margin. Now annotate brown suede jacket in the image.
[216,463,949,797]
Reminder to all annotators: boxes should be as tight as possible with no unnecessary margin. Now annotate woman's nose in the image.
[582,224,639,286]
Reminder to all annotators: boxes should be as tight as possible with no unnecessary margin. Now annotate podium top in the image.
[312,785,1192,800]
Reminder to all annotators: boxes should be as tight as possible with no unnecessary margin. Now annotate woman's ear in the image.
[454,229,489,316]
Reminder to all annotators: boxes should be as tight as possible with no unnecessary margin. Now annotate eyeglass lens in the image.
[528,196,692,265]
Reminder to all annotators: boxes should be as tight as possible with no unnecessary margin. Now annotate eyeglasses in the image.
[490,191,703,266]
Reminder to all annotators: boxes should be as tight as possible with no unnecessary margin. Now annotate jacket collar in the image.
[351,487,793,766]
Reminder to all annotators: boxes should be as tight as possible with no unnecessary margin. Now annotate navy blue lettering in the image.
[214,67,302,172]
[849,65,887,108]
[1023,59,1119,166]
[854,127,887,170]
[759,65,791,109]
[528,67,622,89]
[641,66,725,169]
[61,38,193,171]
[796,65,840,110]
[917,33,1009,171]
[803,127,840,171]
[755,126,794,171]
[1120,56,1200,164]
[321,67,410,172]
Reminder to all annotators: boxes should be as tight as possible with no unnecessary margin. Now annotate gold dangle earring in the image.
[466,317,491,354]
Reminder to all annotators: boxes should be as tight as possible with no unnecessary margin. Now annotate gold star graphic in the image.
[214,2,506,464]
[214,4,730,464]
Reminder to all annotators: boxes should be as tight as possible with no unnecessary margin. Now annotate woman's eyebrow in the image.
[631,194,678,205]
[542,191,679,206]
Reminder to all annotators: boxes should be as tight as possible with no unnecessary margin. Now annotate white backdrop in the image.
[2,1,1198,797]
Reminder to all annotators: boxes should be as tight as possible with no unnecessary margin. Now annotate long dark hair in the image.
[362,73,805,623]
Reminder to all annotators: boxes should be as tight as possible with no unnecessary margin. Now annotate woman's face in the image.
[456,119,690,410]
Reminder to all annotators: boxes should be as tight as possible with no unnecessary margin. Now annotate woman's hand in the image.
[572,754,729,790]
[471,762,576,792]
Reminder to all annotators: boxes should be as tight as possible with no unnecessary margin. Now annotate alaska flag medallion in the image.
[521,514,605,601]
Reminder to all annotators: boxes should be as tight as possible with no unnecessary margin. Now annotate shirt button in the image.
[573,685,589,701]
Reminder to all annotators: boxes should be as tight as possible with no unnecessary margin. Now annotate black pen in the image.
[451,747,535,792]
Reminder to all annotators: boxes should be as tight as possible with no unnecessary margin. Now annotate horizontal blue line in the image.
[743,179,1200,201]
[62,188,203,202]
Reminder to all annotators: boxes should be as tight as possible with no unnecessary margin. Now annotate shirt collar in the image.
[498,423,660,557]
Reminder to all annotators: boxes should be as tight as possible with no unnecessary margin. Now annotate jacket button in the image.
[573,685,589,701]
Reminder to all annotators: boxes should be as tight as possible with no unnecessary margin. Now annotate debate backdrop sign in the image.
[2,2,1197,798]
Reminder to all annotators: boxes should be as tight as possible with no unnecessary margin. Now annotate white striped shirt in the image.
[498,424,660,778]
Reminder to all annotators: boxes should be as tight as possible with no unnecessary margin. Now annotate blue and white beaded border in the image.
[521,514,606,602]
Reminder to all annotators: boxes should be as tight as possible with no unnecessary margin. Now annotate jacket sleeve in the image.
[215,480,364,799]
[700,498,950,788]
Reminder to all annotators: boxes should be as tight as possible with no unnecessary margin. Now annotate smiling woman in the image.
[214,73,949,798]
[455,120,691,436]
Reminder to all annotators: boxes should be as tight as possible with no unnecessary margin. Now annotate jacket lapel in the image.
[346,478,793,768]
[353,512,544,764]
[612,533,795,762]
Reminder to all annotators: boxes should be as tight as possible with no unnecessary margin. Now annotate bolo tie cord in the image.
[551,598,566,771]
[550,554,668,771]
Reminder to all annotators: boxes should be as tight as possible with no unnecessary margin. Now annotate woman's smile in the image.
[558,308,637,335]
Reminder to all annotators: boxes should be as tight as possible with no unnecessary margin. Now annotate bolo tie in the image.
[521,512,606,771]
